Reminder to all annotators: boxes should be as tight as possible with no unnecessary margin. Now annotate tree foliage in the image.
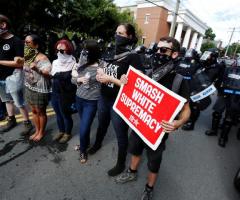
[204,28,216,40]
[0,0,136,41]
[224,42,240,57]
[200,41,216,53]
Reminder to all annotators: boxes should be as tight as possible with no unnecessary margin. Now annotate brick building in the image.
[120,0,208,52]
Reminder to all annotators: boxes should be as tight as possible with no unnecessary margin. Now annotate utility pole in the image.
[224,27,235,57]
[169,0,180,37]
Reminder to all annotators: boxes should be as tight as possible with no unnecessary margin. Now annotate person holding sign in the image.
[115,37,190,200]
[88,23,144,176]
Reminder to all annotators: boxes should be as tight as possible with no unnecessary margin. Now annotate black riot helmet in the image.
[146,42,158,54]
[184,49,199,60]
[179,47,187,58]
[135,45,146,54]
[200,48,219,66]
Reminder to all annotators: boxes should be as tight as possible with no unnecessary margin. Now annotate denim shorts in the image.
[0,81,25,108]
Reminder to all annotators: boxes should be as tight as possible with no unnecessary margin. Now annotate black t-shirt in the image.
[0,35,24,80]
[158,70,190,101]
[101,52,143,99]
[157,69,190,143]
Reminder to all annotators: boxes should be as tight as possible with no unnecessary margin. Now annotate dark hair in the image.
[0,14,11,29]
[55,39,74,55]
[84,39,100,65]
[119,23,138,44]
[160,36,180,52]
[29,34,45,53]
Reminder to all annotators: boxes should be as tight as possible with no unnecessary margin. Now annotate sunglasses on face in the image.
[158,47,173,53]
[56,49,66,54]
[25,41,32,44]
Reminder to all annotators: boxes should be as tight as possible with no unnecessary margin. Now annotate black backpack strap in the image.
[172,73,184,93]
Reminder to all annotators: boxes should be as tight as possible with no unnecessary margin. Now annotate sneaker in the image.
[53,132,65,141]
[141,186,153,200]
[58,133,71,144]
[20,121,33,136]
[0,117,17,133]
[80,152,88,163]
[115,169,137,184]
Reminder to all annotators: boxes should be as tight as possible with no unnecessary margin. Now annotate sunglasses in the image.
[158,47,173,53]
[25,41,32,44]
[56,49,66,54]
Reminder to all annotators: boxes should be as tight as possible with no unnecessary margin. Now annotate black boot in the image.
[108,151,126,177]
[205,112,221,136]
[218,119,231,148]
[182,120,195,131]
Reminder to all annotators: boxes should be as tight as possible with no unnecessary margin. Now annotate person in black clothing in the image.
[0,14,33,134]
[205,60,240,147]
[51,39,76,144]
[182,48,225,131]
[115,37,190,200]
[88,23,143,177]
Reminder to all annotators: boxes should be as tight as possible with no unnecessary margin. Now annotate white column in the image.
[182,27,191,48]
[174,23,183,43]
[190,32,198,49]
[196,35,203,52]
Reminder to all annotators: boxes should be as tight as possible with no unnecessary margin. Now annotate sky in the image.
[114,0,240,47]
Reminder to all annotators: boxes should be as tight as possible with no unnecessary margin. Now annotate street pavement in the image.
[0,102,240,200]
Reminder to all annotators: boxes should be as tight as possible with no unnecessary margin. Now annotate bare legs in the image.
[29,105,47,142]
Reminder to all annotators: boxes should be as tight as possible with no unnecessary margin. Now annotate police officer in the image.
[182,48,225,131]
[206,59,240,147]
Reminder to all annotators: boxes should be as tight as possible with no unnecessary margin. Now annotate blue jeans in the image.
[51,92,73,134]
[94,95,129,153]
[76,97,98,153]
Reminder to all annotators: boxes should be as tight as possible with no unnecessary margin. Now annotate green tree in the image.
[224,42,240,57]
[0,0,136,41]
[204,28,216,40]
[200,41,216,53]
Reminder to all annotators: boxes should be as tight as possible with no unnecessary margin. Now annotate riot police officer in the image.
[205,59,240,147]
[182,48,225,131]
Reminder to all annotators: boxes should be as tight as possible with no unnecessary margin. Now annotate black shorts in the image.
[128,131,166,173]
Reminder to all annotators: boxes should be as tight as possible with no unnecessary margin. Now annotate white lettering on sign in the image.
[135,78,164,103]
[121,93,162,133]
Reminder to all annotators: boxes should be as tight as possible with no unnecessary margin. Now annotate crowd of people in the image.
[1,13,240,200]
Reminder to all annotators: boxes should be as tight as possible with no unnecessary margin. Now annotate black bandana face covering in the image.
[115,34,132,55]
[152,53,172,70]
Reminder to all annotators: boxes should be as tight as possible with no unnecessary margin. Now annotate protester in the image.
[0,14,33,135]
[71,39,101,163]
[51,39,76,144]
[115,37,190,200]
[88,23,143,176]
[23,34,51,142]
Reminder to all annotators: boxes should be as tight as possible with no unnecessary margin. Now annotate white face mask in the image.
[57,52,72,61]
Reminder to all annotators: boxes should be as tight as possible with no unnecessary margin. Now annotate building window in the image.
[142,37,146,44]
[144,14,150,24]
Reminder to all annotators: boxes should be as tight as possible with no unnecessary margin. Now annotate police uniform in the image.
[206,64,240,147]
[182,49,225,131]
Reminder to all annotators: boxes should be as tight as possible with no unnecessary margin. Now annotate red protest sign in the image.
[113,66,187,150]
